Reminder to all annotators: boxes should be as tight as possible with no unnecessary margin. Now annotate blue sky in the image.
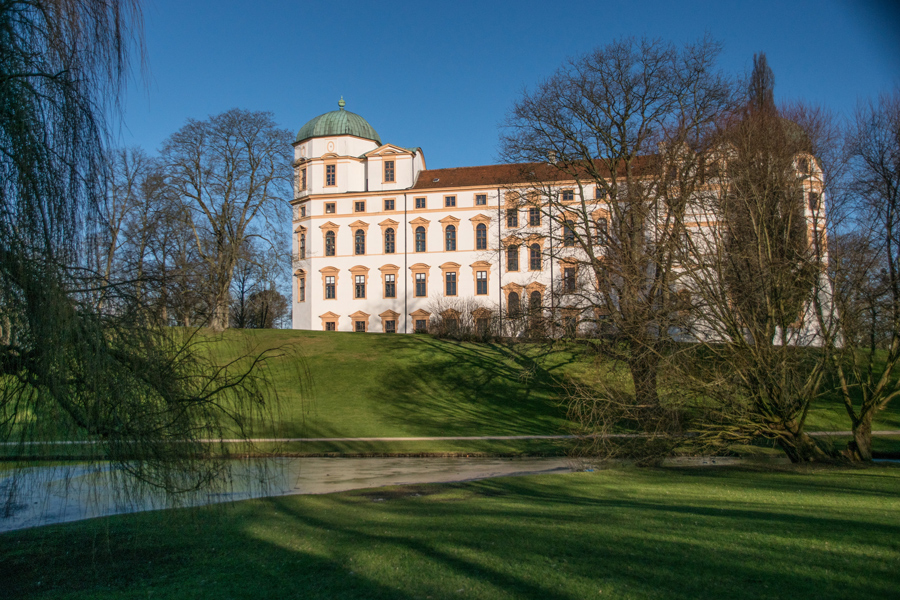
[119,0,900,170]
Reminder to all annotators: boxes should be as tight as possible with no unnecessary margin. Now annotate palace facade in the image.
[290,100,827,338]
[291,99,576,334]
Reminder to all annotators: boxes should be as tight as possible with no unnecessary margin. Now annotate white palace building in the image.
[290,99,571,334]
[290,99,827,337]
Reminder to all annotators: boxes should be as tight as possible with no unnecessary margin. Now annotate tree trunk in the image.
[778,429,831,463]
[629,341,660,406]
[847,411,874,461]
[210,291,230,331]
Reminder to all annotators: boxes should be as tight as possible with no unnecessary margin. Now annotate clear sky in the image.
[119,0,900,170]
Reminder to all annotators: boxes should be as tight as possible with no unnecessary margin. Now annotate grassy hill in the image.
[211,330,900,455]
[213,329,593,454]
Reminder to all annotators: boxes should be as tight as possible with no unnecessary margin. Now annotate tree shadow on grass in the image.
[3,467,900,599]
[351,337,585,438]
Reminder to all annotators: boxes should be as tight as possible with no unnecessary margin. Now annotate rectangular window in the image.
[808,192,819,212]
[355,201,365,213]
[301,168,307,191]
[562,189,574,202]
[385,320,396,333]
[325,203,336,214]
[415,197,426,209]
[415,273,427,297]
[385,274,396,298]
[475,194,487,206]
[326,164,336,186]
[355,320,366,332]
[355,274,366,299]
[476,271,487,295]
[595,186,604,199]
[507,210,518,228]
[595,218,608,245]
[298,278,305,302]
[529,207,541,226]
[563,222,575,247]
[384,160,395,182]
[415,319,427,333]
[325,276,336,299]
[384,198,395,211]
[564,267,576,292]
[445,195,456,207]
[300,205,307,218]
[326,322,336,331]
[445,272,457,296]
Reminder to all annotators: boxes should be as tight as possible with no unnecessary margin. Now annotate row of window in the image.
[298,160,397,194]
[314,194,489,215]
[324,310,586,335]
[322,317,437,334]
[302,264,577,303]
[313,224,489,258]
[300,269,491,302]
[299,222,609,260]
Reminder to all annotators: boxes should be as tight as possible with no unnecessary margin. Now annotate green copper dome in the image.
[295,98,381,145]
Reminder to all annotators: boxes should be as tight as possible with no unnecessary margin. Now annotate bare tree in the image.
[0,1,297,498]
[94,149,152,280]
[677,55,839,462]
[161,109,293,331]
[500,37,736,458]
[830,89,900,460]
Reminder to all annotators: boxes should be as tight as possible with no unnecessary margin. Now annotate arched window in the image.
[508,292,521,318]
[529,290,541,314]
[384,228,395,254]
[507,245,519,271]
[325,231,335,256]
[476,223,487,250]
[563,221,575,247]
[415,226,426,252]
[355,229,365,255]
[445,225,456,251]
[529,244,541,271]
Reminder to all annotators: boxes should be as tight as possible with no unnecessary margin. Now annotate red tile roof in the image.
[411,157,654,190]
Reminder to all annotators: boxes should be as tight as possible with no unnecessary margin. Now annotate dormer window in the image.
[325,164,336,187]
[384,160,395,183]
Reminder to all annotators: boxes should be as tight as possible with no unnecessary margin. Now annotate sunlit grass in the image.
[4,464,899,599]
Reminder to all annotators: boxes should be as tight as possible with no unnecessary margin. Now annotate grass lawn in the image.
[214,329,590,442]
[3,464,899,599]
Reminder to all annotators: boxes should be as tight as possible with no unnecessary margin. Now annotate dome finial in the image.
[338,96,345,110]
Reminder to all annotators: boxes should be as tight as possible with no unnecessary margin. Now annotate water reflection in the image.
[0,457,573,532]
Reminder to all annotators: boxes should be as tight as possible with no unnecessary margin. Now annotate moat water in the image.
[0,457,574,532]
